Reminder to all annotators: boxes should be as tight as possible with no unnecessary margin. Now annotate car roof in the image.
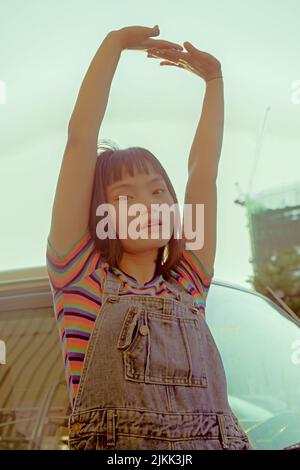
[211,277,300,328]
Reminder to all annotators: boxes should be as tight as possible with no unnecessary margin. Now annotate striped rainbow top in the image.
[46,226,214,411]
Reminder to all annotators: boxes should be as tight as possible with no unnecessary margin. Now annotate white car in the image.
[206,279,300,450]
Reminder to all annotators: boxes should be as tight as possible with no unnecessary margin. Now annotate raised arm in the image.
[184,76,224,276]
[48,25,184,256]
[48,31,123,256]
[147,42,224,277]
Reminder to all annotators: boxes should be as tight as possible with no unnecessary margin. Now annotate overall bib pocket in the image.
[117,304,208,387]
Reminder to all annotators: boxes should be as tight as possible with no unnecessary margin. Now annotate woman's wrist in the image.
[205,71,223,84]
[106,30,125,52]
[206,76,223,82]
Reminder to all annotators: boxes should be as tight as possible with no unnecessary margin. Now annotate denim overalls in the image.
[68,268,252,450]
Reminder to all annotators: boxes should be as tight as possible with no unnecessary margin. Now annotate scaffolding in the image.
[240,182,300,270]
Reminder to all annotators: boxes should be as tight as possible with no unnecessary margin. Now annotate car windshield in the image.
[206,282,300,450]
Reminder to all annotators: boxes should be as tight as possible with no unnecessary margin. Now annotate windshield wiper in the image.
[266,286,300,323]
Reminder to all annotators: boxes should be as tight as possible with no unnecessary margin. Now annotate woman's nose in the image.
[135,202,158,223]
[136,199,153,213]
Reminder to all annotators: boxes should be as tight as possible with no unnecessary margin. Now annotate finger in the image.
[146,49,172,58]
[160,61,177,66]
[149,51,185,65]
[183,41,197,52]
[148,48,188,60]
[183,41,208,58]
[147,25,160,36]
[144,40,183,51]
[159,61,185,68]
[160,43,183,50]
[147,50,167,58]
[151,40,183,50]
[147,53,182,66]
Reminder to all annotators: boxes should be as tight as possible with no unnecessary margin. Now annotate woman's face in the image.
[106,165,177,254]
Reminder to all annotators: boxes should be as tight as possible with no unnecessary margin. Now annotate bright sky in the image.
[1,0,300,288]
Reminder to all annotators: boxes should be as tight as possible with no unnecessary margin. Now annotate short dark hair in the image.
[88,139,185,279]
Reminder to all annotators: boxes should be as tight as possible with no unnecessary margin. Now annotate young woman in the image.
[46,25,252,450]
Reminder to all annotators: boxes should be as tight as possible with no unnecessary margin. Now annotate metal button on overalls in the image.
[139,325,149,335]
[107,295,119,302]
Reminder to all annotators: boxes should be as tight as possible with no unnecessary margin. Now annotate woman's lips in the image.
[140,220,161,230]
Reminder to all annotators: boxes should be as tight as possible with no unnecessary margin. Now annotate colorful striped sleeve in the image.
[46,226,101,291]
[168,249,214,315]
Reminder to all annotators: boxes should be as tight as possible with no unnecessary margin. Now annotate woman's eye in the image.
[115,195,128,201]
[113,190,164,201]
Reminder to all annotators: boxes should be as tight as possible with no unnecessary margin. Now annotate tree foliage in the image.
[247,246,300,319]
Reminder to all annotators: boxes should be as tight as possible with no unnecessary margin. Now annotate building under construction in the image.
[236,182,300,271]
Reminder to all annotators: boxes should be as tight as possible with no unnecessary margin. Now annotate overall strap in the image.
[101,268,122,304]
[165,276,195,309]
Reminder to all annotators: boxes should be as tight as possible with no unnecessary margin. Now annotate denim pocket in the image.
[116,304,143,351]
[144,311,208,387]
[117,304,208,387]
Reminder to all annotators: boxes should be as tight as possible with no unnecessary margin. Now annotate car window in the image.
[206,283,300,450]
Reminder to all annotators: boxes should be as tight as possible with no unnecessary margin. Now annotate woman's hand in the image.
[146,41,222,83]
[112,25,184,53]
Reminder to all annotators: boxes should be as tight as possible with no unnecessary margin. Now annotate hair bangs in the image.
[103,148,163,188]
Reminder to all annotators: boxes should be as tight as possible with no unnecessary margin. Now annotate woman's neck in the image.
[118,249,159,286]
